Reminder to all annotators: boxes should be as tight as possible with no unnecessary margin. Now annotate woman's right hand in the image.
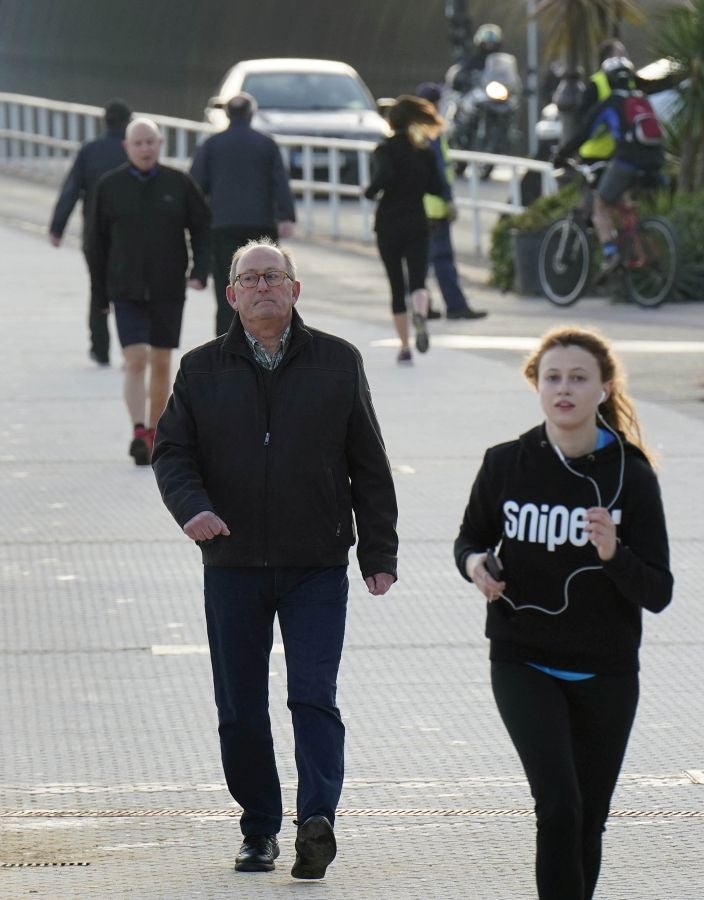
[466,552,506,603]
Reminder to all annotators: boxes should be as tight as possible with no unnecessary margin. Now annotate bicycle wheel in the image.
[623,217,678,308]
[538,218,591,306]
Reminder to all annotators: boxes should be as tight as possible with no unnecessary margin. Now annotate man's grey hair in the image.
[230,236,297,283]
[125,116,161,139]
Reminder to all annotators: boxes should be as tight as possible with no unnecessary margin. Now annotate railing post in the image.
[21,103,34,158]
[301,144,314,238]
[358,148,372,242]
[329,147,340,240]
[52,109,64,158]
[0,101,7,161]
[469,162,482,255]
[9,102,20,159]
[37,106,49,158]
[176,127,187,164]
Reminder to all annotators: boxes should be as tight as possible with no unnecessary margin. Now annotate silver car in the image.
[205,57,389,181]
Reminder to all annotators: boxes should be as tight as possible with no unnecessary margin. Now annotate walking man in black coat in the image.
[49,99,132,366]
[190,93,296,336]
[152,238,398,879]
[86,118,210,465]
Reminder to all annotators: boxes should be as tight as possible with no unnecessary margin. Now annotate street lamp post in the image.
[526,0,539,156]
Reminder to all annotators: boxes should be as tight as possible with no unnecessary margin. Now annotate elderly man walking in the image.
[152,237,398,879]
[190,93,296,335]
[49,99,132,365]
[86,118,210,465]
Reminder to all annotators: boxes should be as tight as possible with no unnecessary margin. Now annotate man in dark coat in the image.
[86,117,210,465]
[190,93,296,336]
[152,238,397,880]
[49,99,132,365]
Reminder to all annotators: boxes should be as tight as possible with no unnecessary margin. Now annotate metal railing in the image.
[0,92,558,252]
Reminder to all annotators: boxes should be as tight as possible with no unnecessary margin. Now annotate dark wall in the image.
[0,0,460,120]
[0,0,670,124]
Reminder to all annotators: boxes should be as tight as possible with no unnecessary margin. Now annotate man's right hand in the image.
[49,233,62,247]
[183,511,231,541]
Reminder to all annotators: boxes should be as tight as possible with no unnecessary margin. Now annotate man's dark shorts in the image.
[596,158,637,205]
[112,299,185,349]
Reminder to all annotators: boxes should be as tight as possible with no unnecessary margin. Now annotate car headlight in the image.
[485,81,509,102]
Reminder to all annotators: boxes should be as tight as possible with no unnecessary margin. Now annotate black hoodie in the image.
[454,425,672,674]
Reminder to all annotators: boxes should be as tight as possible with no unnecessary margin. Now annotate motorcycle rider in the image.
[446,23,503,94]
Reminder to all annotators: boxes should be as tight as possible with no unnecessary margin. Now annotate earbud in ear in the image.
[599,390,606,404]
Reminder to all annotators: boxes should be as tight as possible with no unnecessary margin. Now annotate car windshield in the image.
[241,72,372,111]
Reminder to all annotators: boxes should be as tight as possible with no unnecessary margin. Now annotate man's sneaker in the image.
[291,815,336,880]
[446,307,488,320]
[129,426,155,466]
[426,306,443,320]
[235,835,280,872]
[595,250,621,284]
[397,347,413,365]
[412,312,429,354]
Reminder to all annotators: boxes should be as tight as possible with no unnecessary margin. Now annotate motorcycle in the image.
[443,52,522,180]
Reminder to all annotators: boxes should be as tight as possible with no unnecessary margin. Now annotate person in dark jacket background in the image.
[86,117,210,465]
[190,92,296,336]
[49,98,131,365]
[365,95,445,364]
[152,238,398,880]
[454,326,672,900]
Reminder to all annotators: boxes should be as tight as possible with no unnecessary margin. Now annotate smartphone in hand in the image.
[485,549,504,581]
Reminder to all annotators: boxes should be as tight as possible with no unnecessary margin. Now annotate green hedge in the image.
[489,184,704,300]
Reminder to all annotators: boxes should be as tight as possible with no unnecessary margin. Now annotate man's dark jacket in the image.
[190,121,296,229]
[152,309,398,579]
[86,163,210,306]
[49,127,127,245]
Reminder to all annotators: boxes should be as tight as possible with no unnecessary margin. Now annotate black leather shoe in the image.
[235,834,280,872]
[426,306,443,320]
[291,815,336,879]
[446,307,488,320]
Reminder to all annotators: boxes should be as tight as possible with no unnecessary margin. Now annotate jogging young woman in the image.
[454,326,673,899]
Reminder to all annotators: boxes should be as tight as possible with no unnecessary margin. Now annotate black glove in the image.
[552,149,567,168]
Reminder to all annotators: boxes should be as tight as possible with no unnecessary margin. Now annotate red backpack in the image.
[622,92,664,147]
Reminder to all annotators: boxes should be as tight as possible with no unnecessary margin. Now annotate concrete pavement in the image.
[0,177,703,898]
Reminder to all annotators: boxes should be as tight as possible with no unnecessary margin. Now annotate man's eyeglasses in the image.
[234,270,293,289]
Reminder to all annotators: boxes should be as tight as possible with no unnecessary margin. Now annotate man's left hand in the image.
[187,278,206,290]
[364,572,395,596]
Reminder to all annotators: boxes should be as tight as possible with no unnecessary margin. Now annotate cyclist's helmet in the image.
[601,56,635,90]
[473,23,503,51]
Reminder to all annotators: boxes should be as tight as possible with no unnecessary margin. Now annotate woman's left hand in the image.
[585,506,618,561]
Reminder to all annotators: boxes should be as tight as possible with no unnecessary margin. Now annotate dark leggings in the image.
[376,217,429,314]
[491,661,639,900]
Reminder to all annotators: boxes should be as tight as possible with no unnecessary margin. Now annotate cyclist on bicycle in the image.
[554,57,665,278]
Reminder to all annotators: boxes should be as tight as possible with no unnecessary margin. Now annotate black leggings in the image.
[491,661,639,900]
[376,218,429,314]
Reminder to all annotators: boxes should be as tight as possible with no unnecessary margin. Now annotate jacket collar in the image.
[221,307,312,359]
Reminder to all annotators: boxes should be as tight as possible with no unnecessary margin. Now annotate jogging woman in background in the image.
[454,326,673,899]
[365,95,444,364]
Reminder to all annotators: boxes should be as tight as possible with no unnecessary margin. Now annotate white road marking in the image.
[371,335,704,353]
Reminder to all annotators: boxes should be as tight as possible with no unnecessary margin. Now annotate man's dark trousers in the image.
[84,247,110,362]
[429,219,470,314]
[204,565,347,836]
[211,225,278,335]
